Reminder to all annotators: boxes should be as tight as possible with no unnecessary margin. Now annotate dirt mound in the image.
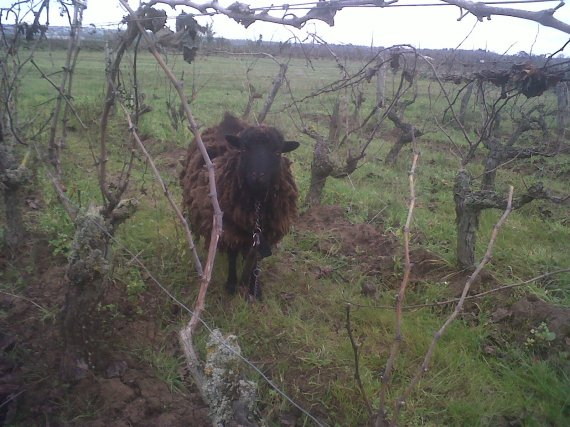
[510,295,570,350]
[69,373,209,427]
[295,205,493,292]
[296,204,399,275]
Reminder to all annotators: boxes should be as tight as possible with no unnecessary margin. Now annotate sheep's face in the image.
[226,126,299,197]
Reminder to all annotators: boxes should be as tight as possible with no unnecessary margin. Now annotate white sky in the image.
[3,0,570,54]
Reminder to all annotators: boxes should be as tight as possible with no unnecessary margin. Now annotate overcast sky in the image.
[4,0,570,54]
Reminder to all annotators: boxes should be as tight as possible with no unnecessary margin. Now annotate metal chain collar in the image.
[252,200,262,248]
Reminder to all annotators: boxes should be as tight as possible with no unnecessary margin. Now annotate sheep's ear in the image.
[226,135,241,149]
[282,140,300,153]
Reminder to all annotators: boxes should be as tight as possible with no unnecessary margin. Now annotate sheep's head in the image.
[226,126,299,198]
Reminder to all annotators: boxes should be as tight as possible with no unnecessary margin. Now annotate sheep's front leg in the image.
[226,250,238,294]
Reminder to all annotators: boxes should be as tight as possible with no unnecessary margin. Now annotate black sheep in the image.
[180,113,299,298]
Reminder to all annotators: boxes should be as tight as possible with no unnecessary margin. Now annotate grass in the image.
[4,46,569,426]
[137,345,187,394]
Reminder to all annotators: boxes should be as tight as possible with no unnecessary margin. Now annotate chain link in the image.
[252,200,262,247]
[251,200,263,297]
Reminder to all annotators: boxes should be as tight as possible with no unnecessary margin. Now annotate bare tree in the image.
[0,0,50,253]
[47,0,87,175]
[291,42,422,205]
[440,62,569,267]
[241,52,290,124]
[383,51,424,164]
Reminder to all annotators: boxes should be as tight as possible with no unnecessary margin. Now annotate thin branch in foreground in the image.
[142,1,569,34]
[30,60,87,130]
[118,3,225,423]
[444,0,569,34]
[31,143,78,220]
[376,152,419,427]
[390,186,515,426]
[119,102,203,276]
[0,290,50,314]
[118,0,223,334]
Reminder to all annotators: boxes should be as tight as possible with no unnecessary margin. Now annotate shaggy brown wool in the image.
[180,113,298,255]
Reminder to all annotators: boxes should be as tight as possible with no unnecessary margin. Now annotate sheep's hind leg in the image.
[226,250,238,294]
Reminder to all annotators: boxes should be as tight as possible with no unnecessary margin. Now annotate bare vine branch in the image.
[118,4,226,413]
[46,0,86,179]
[123,5,222,308]
[30,59,87,130]
[376,151,419,427]
[445,0,569,34]
[141,1,570,34]
[391,186,515,425]
[119,102,203,276]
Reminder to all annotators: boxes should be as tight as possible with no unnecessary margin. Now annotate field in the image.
[1,46,569,426]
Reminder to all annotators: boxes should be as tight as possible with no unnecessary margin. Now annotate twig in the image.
[98,17,139,211]
[0,290,51,314]
[345,303,373,417]
[31,143,78,220]
[443,0,569,34]
[0,390,25,409]
[390,186,515,426]
[45,1,85,179]
[30,60,87,130]
[119,102,203,277]
[123,1,223,332]
[119,3,224,414]
[375,152,419,427]
[257,61,288,124]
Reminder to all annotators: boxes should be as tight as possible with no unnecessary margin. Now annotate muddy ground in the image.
[1,205,568,426]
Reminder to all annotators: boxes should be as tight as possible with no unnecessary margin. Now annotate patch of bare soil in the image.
[295,205,489,292]
[296,205,398,274]
[0,238,210,427]
[509,295,570,349]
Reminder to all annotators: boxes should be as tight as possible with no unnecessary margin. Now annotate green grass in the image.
[6,47,569,426]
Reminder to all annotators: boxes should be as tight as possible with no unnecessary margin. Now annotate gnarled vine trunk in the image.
[0,136,29,253]
[454,170,480,268]
[305,132,333,206]
[60,207,111,381]
[458,82,474,126]
[556,82,568,141]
